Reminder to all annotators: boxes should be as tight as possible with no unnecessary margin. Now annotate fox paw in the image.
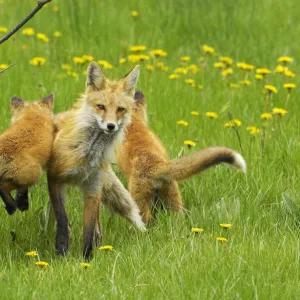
[5,205,17,215]
[17,201,29,212]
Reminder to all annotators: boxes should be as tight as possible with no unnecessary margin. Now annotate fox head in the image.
[133,90,147,123]
[10,94,54,124]
[83,61,139,134]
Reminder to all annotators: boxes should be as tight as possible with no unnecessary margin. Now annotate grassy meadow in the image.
[1,0,300,299]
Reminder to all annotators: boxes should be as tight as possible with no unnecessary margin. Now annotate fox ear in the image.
[41,93,54,110]
[10,96,25,110]
[134,90,145,104]
[123,65,140,96]
[86,61,106,92]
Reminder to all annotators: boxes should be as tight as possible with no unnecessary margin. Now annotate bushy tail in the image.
[157,147,246,181]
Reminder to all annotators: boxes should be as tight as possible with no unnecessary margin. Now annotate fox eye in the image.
[117,107,125,113]
[97,104,105,110]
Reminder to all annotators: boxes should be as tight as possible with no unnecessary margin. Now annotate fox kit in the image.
[0,94,54,214]
[116,90,246,223]
[48,62,145,260]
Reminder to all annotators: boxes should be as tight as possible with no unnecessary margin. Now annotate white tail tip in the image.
[233,152,246,173]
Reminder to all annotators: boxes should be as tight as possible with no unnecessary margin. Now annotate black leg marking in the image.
[16,189,29,211]
[0,186,17,215]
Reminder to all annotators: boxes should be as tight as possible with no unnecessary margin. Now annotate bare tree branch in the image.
[0,0,52,45]
[0,62,16,74]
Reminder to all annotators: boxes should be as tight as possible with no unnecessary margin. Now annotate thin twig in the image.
[0,0,52,45]
[0,62,16,74]
[228,112,243,154]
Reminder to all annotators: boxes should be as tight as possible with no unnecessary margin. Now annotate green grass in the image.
[1,0,300,299]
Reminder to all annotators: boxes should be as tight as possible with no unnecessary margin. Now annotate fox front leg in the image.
[16,188,29,211]
[82,189,102,261]
[0,185,17,215]
[47,175,69,256]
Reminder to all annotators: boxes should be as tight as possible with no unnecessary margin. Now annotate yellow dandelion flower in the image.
[73,57,85,64]
[206,112,218,119]
[214,62,225,69]
[52,6,59,12]
[61,64,72,71]
[137,54,150,62]
[174,67,188,74]
[99,245,113,251]
[25,251,38,257]
[185,78,195,85]
[36,33,49,43]
[29,57,46,66]
[237,62,255,70]
[0,26,7,33]
[169,73,180,79]
[202,44,215,55]
[260,113,272,120]
[187,64,199,74]
[265,85,278,94]
[53,31,62,38]
[272,108,287,116]
[131,10,139,18]
[278,56,293,63]
[146,64,154,71]
[240,80,251,86]
[128,55,140,63]
[191,227,204,233]
[180,56,191,62]
[275,65,286,73]
[220,224,233,229]
[246,126,260,135]
[220,56,233,65]
[216,237,228,244]
[35,261,49,269]
[82,55,94,62]
[255,74,263,80]
[229,83,240,88]
[225,119,242,127]
[80,263,91,269]
[130,45,147,52]
[97,60,113,69]
[184,140,196,147]
[22,27,35,36]
[283,83,296,92]
[191,111,199,116]
[284,69,296,78]
[0,64,8,69]
[221,68,233,76]
[119,57,126,64]
[256,68,271,75]
[150,49,167,57]
[177,120,188,126]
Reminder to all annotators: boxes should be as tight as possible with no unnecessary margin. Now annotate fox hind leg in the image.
[159,180,183,213]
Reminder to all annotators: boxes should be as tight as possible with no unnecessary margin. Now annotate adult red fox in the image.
[0,94,54,214]
[116,90,246,223]
[48,62,145,260]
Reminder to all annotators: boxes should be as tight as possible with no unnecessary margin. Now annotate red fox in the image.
[48,62,145,260]
[116,90,246,223]
[0,94,54,214]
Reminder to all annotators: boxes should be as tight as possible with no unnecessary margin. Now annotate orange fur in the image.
[0,94,54,214]
[116,91,246,223]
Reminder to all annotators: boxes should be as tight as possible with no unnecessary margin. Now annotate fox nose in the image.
[107,123,116,131]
